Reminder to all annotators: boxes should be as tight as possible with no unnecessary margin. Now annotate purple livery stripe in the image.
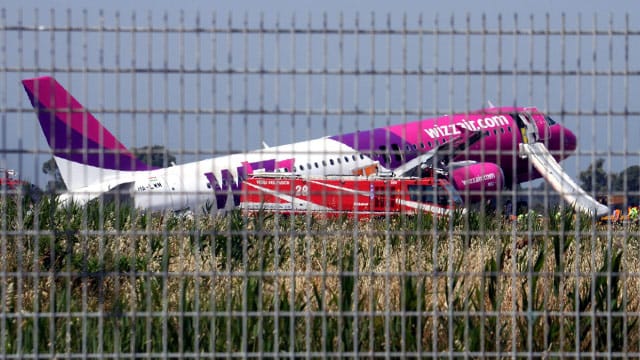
[329,128,420,169]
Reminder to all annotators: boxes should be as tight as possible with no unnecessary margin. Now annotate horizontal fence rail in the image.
[1,9,640,358]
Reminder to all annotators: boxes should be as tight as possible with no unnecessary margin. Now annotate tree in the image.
[578,159,640,206]
[42,157,66,193]
[613,165,640,205]
[578,158,613,194]
[132,145,176,168]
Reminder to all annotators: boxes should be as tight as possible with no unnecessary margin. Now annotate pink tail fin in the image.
[22,76,156,189]
[22,76,156,172]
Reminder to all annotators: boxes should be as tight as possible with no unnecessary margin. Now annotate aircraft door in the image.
[513,112,539,144]
[525,109,550,142]
[168,174,187,210]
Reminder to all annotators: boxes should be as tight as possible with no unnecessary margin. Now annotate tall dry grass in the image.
[1,194,638,356]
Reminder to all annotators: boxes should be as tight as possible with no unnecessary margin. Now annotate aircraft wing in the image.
[395,125,484,178]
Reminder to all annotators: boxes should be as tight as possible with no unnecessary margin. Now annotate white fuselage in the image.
[61,137,378,211]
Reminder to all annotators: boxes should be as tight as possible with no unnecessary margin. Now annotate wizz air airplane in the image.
[22,76,608,215]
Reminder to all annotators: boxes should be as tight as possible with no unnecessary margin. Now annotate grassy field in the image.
[1,194,639,357]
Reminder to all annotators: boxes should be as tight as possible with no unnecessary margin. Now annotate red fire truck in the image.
[0,169,25,190]
[240,172,464,218]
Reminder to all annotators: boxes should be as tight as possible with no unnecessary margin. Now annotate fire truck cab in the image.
[240,172,463,218]
[0,169,24,190]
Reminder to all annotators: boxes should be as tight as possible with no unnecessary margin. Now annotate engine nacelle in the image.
[449,162,504,202]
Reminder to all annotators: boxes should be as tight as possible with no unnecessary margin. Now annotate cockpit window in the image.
[544,115,557,126]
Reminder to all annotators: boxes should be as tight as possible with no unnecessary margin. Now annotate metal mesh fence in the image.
[1,9,640,358]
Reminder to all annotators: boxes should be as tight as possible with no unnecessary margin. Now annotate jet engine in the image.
[449,162,504,202]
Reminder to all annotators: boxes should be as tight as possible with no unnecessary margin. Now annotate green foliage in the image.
[579,158,612,193]
[41,156,67,192]
[579,158,640,203]
[132,145,177,168]
[614,165,640,205]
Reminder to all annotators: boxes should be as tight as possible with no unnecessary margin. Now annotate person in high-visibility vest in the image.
[629,206,639,222]
[612,208,622,223]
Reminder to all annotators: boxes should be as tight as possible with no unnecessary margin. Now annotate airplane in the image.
[22,75,605,215]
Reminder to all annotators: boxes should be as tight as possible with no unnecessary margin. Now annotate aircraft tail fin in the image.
[22,76,156,190]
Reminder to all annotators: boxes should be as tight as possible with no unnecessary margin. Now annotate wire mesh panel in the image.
[1,9,640,358]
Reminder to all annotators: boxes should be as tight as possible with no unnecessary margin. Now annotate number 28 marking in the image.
[295,184,309,196]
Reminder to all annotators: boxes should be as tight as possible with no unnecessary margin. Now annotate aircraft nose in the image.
[559,125,577,153]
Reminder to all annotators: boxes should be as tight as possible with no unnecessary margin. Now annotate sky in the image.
[1,0,639,188]
[1,0,627,17]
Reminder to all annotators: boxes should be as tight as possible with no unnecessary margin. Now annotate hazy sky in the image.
[1,0,630,17]
[2,0,639,187]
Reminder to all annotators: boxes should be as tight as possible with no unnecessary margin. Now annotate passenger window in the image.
[390,144,402,162]
[329,159,335,166]
[378,145,391,165]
